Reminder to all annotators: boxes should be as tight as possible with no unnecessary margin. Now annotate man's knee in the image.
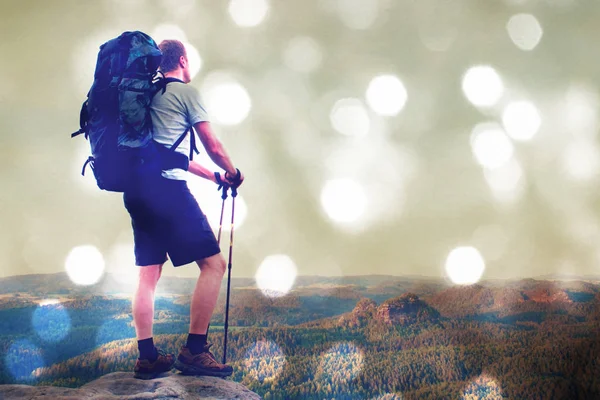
[139,263,164,285]
[196,253,226,275]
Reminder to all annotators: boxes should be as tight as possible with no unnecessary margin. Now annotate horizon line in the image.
[1,271,599,282]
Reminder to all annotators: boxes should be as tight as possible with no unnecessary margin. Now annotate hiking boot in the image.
[133,348,175,380]
[174,343,233,377]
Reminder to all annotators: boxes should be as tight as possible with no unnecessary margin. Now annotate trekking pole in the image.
[222,184,237,365]
[217,184,229,246]
[207,177,229,343]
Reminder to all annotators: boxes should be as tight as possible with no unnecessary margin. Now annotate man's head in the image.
[158,40,191,83]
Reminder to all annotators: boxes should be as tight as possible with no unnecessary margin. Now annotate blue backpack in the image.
[71,30,198,192]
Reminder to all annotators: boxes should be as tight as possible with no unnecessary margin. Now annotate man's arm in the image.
[188,160,217,183]
[193,121,237,176]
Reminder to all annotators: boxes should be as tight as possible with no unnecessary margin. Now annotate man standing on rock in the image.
[124,39,244,380]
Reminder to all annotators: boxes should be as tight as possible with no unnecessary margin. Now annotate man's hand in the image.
[214,171,228,188]
[224,168,244,188]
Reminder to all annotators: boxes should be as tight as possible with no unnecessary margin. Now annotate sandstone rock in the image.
[376,293,439,325]
[0,371,262,399]
[338,298,378,328]
[353,298,377,315]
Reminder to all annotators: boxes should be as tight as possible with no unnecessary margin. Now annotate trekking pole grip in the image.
[221,185,229,200]
[214,172,229,199]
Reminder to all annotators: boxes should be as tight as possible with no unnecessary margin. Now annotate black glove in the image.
[214,172,229,191]
[224,168,243,187]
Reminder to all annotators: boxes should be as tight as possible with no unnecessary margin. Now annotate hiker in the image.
[126,39,244,380]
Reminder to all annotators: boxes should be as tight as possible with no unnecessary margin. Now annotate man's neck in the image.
[163,70,186,83]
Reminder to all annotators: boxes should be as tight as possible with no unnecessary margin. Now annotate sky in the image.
[2,0,600,285]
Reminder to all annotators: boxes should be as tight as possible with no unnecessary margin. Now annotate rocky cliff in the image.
[0,371,261,399]
[376,293,440,325]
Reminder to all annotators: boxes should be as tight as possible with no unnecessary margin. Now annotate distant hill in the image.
[337,294,440,329]
[425,281,599,324]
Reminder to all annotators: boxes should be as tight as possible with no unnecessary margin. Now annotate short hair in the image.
[158,40,187,73]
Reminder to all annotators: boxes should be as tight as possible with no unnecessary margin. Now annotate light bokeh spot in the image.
[562,139,600,181]
[228,0,270,27]
[366,75,408,116]
[183,42,203,80]
[483,158,525,204]
[5,340,45,383]
[461,373,504,399]
[32,303,71,343]
[370,394,404,400]
[564,84,599,138]
[506,13,543,51]
[462,66,504,108]
[470,123,514,170]
[244,340,286,382]
[322,140,416,228]
[283,36,323,73]
[320,178,367,226]
[445,246,486,285]
[255,254,297,298]
[330,98,371,136]
[64,245,105,286]
[317,342,364,384]
[151,23,188,43]
[201,72,252,125]
[502,100,541,141]
[336,0,379,30]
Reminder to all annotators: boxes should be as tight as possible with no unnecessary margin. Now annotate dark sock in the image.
[138,338,158,362]
[186,333,207,354]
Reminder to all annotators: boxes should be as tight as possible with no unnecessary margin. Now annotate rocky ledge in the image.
[0,371,262,399]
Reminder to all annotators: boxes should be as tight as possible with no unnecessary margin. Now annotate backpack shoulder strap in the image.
[153,76,200,160]
[163,77,185,84]
[155,76,185,95]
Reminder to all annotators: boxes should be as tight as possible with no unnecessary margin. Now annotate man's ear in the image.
[180,55,187,68]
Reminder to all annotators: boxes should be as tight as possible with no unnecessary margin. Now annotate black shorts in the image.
[123,176,221,267]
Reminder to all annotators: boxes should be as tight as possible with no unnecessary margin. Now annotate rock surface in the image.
[338,298,378,328]
[376,293,440,325]
[0,371,262,399]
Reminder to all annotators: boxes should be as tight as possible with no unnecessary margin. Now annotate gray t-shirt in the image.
[150,82,209,180]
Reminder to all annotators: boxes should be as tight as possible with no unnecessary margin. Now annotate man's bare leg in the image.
[190,253,226,334]
[132,263,164,340]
